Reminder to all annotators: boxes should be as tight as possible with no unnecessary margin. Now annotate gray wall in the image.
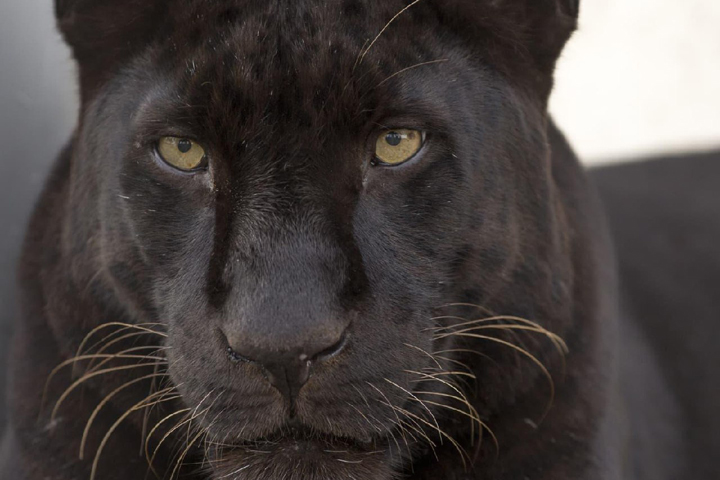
[0,2,77,305]
[0,0,77,423]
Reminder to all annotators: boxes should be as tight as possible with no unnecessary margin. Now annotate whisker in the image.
[460,324,567,375]
[40,348,167,418]
[383,378,441,437]
[430,314,538,332]
[439,332,557,420]
[217,464,251,479]
[396,417,431,450]
[436,303,493,315]
[350,385,408,460]
[76,322,166,358]
[432,313,568,378]
[79,372,170,459]
[406,370,479,441]
[364,383,413,454]
[411,370,476,380]
[144,408,191,476]
[140,362,163,455]
[351,38,370,71]
[149,411,195,474]
[51,362,165,421]
[434,323,567,355]
[388,401,467,468]
[413,390,481,419]
[347,403,383,435]
[405,370,476,427]
[356,0,425,67]
[378,399,433,449]
[412,369,475,394]
[432,355,475,374]
[72,323,165,378]
[149,405,211,472]
[433,348,496,364]
[91,344,168,364]
[432,313,565,345]
[421,399,496,452]
[403,343,443,370]
[78,325,135,362]
[191,389,216,418]
[376,59,449,87]
[170,428,207,479]
[84,331,165,372]
[80,324,151,356]
[89,386,176,480]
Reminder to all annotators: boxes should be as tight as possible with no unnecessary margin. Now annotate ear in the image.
[55,0,165,100]
[434,0,580,99]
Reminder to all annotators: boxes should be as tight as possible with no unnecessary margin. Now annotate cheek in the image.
[117,162,216,272]
[353,172,471,298]
[162,304,242,401]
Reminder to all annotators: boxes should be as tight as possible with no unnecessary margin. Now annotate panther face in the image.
[51,0,584,478]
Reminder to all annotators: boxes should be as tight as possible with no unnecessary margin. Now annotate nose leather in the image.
[257,352,312,404]
[228,330,347,406]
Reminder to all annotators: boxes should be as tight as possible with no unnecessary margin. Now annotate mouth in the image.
[215,422,383,455]
[207,424,394,480]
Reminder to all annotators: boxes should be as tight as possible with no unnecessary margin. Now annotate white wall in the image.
[550,0,720,164]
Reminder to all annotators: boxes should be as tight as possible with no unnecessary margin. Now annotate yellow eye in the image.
[157,137,207,171]
[374,129,424,166]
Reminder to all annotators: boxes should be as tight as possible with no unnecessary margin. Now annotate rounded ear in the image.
[433,0,580,99]
[519,0,579,72]
[55,0,165,100]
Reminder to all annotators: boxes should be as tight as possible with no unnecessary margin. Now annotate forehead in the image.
[167,0,440,58]
[146,0,452,128]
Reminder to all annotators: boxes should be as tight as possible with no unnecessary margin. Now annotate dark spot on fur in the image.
[342,0,366,17]
[302,12,319,37]
[478,245,508,272]
[216,7,240,25]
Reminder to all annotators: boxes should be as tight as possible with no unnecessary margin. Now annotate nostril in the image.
[226,346,252,364]
[312,330,349,363]
[224,331,348,365]
[218,328,253,364]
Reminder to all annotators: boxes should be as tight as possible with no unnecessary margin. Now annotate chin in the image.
[206,433,396,480]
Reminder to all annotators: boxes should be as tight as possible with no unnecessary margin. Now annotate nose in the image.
[225,329,348,405]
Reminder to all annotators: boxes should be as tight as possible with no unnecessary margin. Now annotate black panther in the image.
[1,0,718,479]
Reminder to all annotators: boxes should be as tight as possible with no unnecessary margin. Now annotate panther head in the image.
[43,1,611,478]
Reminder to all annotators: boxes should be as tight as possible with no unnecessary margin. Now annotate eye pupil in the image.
[385,132,402,147]
[177,139,192,153]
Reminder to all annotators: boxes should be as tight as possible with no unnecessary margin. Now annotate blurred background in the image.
[0,0,719,420]
[551,0,720,163]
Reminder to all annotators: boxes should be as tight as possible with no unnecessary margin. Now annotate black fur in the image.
[1,1,717,479]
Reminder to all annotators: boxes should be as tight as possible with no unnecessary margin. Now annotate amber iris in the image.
[157,137,207,171]
[374,129,423,166]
